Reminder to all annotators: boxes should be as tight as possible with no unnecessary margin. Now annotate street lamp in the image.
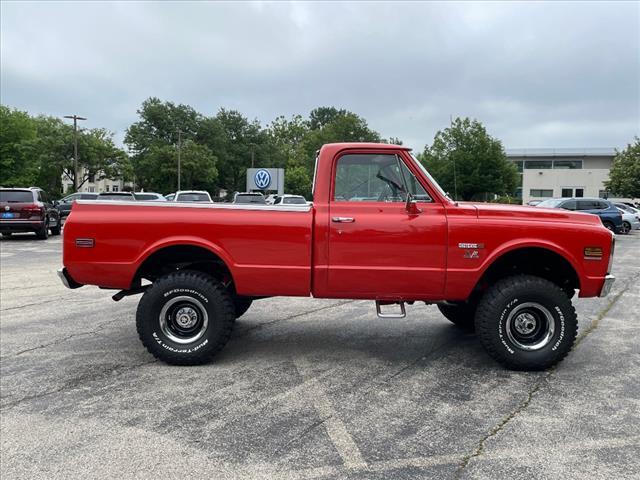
[63,115,87,191]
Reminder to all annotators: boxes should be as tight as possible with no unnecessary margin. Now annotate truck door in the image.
[327,151,447,299]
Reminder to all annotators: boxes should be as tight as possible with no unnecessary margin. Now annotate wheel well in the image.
[476,247,580,295]
[133,245,233,288]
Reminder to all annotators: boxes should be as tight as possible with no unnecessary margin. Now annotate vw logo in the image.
[254,169,271,189]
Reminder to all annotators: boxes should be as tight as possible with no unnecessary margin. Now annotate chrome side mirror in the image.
[405,193,422,215]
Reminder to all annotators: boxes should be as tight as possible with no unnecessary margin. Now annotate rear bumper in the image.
[599,274,615,298]
[57,268,84,289]
[0,220,43,233]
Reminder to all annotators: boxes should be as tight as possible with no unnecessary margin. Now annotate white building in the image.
[62,167,133,194]
[506,148,616,204]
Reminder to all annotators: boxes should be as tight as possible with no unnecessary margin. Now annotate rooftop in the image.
[506,147,617,157]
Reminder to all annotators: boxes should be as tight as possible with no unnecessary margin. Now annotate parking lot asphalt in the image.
[0,231,638,479]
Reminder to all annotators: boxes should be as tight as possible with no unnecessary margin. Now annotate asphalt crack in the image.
[454,272,637,478]
[2,317,127,360]
[0,359,157,411]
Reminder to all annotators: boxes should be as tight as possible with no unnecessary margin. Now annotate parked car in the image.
[265,194,279,205]
[165,193,175,201]
[97,192,136,201]
[527,200,542,206]
[616,207,640,234]
[536,198,623,233]
[614,202,640,216]
[273,194,308,205]
[60,142,616,371]
[0,187,61,239]
[57,192,99,220]
[134,192,166,201]
[173,191,213,203]
[233,192,266,204]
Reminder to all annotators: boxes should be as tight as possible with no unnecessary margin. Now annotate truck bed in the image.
[63,201,314,296]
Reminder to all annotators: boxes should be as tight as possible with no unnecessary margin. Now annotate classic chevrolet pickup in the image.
[59,143,615,370]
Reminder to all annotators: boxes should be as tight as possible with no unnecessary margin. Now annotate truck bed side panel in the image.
[63,203,313,296]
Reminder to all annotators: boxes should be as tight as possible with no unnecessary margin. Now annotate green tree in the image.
[1,106,129,196]
[606,137,640,198]
[0,106,38,187]
[418,117,517,201]
[285,165,312,198]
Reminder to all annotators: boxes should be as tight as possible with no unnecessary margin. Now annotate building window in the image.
[530,189,554,197]
[88,186,95,192]
[561,188,572,197]
[598,190,608,199]
[112,185,119,192]
[525,160,553,169]
[105,185,110,192]
[88,173,95,183]
[553,160,582,169]
[575,188,584,198]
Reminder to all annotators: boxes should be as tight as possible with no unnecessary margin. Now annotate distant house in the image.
[62,166,133,194]
[506,148,617,204]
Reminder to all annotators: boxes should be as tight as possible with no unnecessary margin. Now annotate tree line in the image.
[2,100,638,200]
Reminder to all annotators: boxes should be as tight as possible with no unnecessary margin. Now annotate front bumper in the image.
[599,274,615,298]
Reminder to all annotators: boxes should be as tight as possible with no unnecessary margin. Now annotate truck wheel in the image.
[136,270,235,365]
[437,303,476,330]
[475,275,578,371]
[35,219,49,240]
[233,296,253,319]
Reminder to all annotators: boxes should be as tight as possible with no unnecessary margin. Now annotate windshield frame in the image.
[409,153,453,202]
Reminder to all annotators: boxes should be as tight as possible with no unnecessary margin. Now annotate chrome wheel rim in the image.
[159,296,208,344]
[505,302,555,351]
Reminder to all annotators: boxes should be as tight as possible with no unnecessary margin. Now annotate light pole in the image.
[64,115,87,191]
[177,129,182,190]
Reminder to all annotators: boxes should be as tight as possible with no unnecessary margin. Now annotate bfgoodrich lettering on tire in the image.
[475,275,578,371]
[136,270,235,365]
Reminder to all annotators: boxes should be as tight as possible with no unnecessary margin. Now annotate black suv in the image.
[57,192,99,220]
[0,188,61,239]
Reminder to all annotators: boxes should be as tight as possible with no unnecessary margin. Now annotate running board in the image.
[375,301,406,318]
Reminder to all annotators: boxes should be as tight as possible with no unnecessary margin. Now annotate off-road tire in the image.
[438,303,476,331]
[136,270,235,365]
[475,275,578,371]
[35,219,49,240]
[233,296,253,319]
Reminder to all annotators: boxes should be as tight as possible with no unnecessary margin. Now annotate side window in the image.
[560,200,576,210]
[334,154,430,202]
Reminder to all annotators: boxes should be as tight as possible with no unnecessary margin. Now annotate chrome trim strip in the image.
[599,274,615,298]
[75,200,312,212]
[57,268,70,289]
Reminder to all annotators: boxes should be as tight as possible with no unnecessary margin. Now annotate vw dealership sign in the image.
[246,168,285,194]
[254,169,272,189]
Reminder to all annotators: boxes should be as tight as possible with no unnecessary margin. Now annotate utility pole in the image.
[177,129,182,190]
[64,114,87,191]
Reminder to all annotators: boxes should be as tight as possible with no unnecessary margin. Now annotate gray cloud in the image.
[1,1,638,151]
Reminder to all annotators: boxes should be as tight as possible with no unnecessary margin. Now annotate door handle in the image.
[332,216,355,223]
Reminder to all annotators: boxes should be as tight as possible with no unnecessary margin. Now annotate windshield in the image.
[536,199,564,208]
[177,193,211,202]
[409,153,452,201]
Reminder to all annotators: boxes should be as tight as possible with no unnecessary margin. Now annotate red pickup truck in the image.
[59,143,615,370]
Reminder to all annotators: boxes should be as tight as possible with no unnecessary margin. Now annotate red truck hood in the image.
[464,202,603,227]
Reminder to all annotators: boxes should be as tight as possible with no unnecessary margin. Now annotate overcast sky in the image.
[1,1,638,152]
